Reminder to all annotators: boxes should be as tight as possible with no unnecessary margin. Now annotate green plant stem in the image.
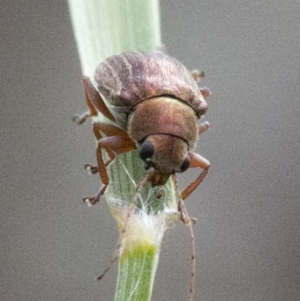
[115,243,157,300]
[68,0,161,77]
[68,1,179,300]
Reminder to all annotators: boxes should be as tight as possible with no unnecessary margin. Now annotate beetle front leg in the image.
[84,122,136,205]
[180,152,210,200]
[95,135,136,186]
[84,151,116,177]
[83,185,107,206]
[84,155,115,175]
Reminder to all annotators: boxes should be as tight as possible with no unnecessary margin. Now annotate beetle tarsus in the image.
[82,194,101,206]
[190,217,197,224]
[72,112,90,125]
[178,199,190,224]
[84,164,99,175]
[200,87,211,99]
[82,185,107,206]
[180,213,195,225]
[190,69,205,83]
[198,121,210,135]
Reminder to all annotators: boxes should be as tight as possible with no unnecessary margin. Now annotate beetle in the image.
[74,51,211,205]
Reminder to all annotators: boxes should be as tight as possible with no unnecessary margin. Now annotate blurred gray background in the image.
[1,1,299,300]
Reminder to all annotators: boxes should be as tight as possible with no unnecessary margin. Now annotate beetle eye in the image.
[139,140,154,161]
[179,155,190,172]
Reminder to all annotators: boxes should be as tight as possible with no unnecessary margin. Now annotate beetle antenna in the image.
[97,173,149,281]
[172,175,196,301]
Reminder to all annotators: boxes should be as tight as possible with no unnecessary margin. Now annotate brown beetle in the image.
[75,51,211,204]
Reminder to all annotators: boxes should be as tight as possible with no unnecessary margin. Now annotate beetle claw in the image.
[200,87,211,99]
[72,112,91,125]
[179,210,197,225]
[82,193,101,206]
[177,199,197,224]
[190,217,197,224]
[84,164,99,175]
[82,185,107,206]
[190,69,205,83]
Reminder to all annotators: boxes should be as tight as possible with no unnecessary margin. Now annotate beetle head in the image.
[139,134,190,186]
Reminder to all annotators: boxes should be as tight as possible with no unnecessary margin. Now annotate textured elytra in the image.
[94,52,207,117]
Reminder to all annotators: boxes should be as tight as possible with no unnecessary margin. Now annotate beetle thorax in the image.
[128,96,199,186]
[128,96,198,148]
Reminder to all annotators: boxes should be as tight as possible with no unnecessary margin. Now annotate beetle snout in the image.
[147,171,170,186]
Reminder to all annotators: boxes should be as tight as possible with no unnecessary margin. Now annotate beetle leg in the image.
[83,123,136,205]
[93,122,137,186]
[200,87,211,99]
[189,69,211,99]
[198,121,210,135]
[180,152,210,200]
[84,163,99,174]
[83,155,115,176]
[73,76,116,125]
[83,185,107,206]
[190,69,204,83]
[73,78,98,125]
[72,111,91,125]
[82,76,116,122]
